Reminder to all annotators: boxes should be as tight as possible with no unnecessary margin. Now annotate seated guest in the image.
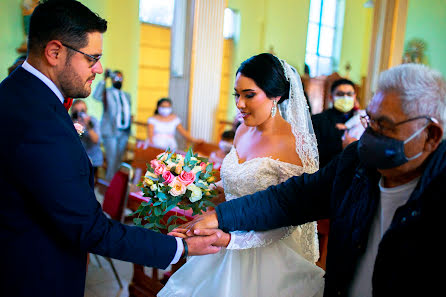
[311,78,359,167]
[71,100,103,176]
[146,97,202,150]
[209,130,235,170]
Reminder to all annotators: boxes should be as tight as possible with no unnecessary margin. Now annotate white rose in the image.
[187,184,203,203]
[150,184,157,191]
[191,166,202,174]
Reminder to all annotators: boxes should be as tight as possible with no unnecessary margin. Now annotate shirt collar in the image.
[21,60,65,104]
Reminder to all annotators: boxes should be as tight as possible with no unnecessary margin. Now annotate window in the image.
[139,0,175,27]
[305,0,345,77]
[223,8,238,39]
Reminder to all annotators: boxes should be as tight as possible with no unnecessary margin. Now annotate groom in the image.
[0,1,220,297]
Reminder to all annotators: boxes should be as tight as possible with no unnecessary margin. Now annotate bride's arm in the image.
[226,164,303,250]
[226,226,296,249]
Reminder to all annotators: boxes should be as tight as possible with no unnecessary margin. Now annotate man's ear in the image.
[44,40,63,67]
[424,122,443,152]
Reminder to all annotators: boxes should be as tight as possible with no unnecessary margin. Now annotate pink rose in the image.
[154,163,167,175]
[150,159,161,170]
[168,177,187,196]
[178,170,195,186]
[162,170,175,184]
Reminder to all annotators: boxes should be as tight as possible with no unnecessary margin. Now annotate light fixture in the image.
[364,0,374,8]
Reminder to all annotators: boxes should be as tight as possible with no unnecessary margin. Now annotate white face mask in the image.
[219,140,232,153]
[158,107,172,117]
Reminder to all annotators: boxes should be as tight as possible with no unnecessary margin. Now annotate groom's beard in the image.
[58,64,94,98]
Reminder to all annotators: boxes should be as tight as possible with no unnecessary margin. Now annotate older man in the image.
[178,64,446,296]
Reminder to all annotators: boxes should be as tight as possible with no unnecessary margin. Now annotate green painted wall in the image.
[405,0,446,77]
[338,0,373,84]
[227,0,311,119]
[0,0,141,121]
[0,0,24,80]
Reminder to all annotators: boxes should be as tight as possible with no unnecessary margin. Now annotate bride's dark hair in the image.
[236,53,290,104]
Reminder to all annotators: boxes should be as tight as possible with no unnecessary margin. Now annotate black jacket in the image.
[312,108,355,168]
[0,67,177,297]
[217,141,446,296]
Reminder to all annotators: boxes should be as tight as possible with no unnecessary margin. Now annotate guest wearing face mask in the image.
[92,69,132,181]
[209,130,235,170]
[311,78,359,168]
[147,97,203,150]
[70,100,103,178]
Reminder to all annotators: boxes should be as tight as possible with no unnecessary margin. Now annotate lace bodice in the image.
[220,147,320,263]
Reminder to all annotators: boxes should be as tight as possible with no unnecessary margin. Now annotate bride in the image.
[158,53,325,297]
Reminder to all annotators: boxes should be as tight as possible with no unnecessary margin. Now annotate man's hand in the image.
[184,231,222,256]
[194,229,231,247]
[342,130,358,149]
[172,210,219,237]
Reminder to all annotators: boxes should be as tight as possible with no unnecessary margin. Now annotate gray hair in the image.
[377,63,446,139]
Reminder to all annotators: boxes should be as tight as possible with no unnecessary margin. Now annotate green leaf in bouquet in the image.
[154,221,165,229]
[166,215,177,225]
[195,171,201,182]
[176,215,188,222]
[183,165,191,172]
[146,164,155,173]
[206,163,213,173]
[144,223,155,229]
[168,224,180,233]
[152,200,162,206]
[157,191,167,201]
[133,218,142,226]
[158,175,165,183]
[154,207,162,216]
[195,181,208,189]
[197,156,209,163]
[163,203,178,215]
[203,173,210,179]
[140,202,149,207]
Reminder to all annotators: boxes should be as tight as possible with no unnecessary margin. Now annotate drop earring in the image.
[271,100,277,118]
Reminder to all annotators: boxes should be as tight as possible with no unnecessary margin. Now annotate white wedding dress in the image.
[158,147,325,297]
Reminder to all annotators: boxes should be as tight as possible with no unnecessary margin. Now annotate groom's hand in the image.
[173,210,219,236]
[185,231,221,256]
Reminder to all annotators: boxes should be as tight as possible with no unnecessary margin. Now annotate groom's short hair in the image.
[28,0,107,56]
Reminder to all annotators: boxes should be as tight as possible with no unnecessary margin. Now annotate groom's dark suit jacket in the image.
[0,67,177,297]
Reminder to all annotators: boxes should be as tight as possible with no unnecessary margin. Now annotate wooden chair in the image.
[193,141,219,157]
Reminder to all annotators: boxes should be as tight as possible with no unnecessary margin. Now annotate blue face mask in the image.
[357,124,430,169]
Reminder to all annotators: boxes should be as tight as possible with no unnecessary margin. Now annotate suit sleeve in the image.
[216,155,340,233]
[92,80,105,102]
[11,120,177,269]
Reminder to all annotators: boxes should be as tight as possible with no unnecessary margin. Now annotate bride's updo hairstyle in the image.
[236,53,290,104]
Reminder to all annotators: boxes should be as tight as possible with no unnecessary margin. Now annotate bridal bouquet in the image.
[133,148,217,233]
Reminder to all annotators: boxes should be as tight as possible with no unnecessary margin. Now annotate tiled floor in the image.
[84,257,132,297]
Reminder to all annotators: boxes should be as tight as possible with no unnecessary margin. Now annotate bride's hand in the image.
[194,229,231,247]
[168,228,189,238]
[172,210,219,236]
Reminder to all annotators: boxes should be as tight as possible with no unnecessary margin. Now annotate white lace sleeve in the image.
[226,162,300,250]
[227,226,296,249]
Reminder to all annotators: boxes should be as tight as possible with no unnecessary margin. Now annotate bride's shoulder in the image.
[268,131,302,167]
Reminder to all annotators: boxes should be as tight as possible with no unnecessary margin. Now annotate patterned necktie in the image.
[63,97,73,111]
